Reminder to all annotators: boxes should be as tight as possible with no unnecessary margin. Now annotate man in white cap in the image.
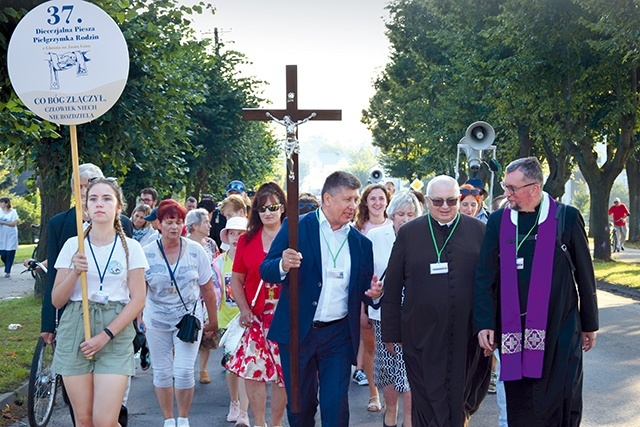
[608,197,630,252]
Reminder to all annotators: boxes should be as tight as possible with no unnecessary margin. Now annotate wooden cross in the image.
[242,65,341,412]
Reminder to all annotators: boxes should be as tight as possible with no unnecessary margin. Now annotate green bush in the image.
[0,192,41,245]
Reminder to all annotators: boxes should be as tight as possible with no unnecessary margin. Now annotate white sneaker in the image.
[235,409,250,427]
[163,419,176,427]
[227,401,240,422]
[177,417,190,427]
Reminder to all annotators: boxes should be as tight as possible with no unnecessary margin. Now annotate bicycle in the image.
[611,223,621,253]
[24,260,59,427]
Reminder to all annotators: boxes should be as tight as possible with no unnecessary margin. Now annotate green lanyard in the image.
[427,213,461,263]
[317,209,349,268]
[516,207,541,254]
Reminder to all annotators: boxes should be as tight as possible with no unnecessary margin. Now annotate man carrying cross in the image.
[261,171,382,427]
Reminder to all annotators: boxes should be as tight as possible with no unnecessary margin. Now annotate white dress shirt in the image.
[313,208,351,322]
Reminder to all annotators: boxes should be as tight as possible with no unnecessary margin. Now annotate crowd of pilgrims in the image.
[39,160,597,427]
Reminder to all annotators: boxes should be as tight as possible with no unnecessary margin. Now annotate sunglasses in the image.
[88,176,118,184]
[258,203,283,213]
[460,188,481,196]
[428,197,458,207]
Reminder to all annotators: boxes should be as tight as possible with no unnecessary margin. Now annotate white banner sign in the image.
[7,0,129,125]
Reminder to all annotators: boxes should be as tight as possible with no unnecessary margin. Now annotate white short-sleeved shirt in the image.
[143,237,213,331]
[54,235,149,303]
[0,208,19,251]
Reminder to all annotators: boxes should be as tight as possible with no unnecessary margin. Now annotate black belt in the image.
[312,317,346,328]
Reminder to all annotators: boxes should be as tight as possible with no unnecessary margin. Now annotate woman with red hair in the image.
[459,184,484,218]
[142,199,218,427]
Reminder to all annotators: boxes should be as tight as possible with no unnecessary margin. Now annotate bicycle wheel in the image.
[28,337,58,427]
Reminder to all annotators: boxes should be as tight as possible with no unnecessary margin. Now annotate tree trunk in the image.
[588,185,613,261]
[627,149,640,242]
[517,123,534,157]
[541,141,572,199]
[33,138,71,297]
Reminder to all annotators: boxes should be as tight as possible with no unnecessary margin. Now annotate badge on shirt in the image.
[516,257,524,270]
[327,268,344,279]
[108,260,123,275]
[430,262,449,275]
[89,290,109,304]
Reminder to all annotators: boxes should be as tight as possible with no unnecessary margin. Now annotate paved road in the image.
[0,263,38,301]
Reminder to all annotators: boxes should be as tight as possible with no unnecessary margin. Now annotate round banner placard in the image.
[7,0,129,126]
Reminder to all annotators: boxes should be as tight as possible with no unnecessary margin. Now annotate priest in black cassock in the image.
[474,157,599,427]
[381,175,491,426]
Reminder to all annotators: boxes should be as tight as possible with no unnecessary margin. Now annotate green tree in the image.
[186,48,279,199]
[365,0,640,260]
[1,1,276,251]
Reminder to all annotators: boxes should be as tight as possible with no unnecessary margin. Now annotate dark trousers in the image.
[0,250,16,273]
[279,317,351,427]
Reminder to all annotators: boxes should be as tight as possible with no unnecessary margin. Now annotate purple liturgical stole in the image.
[499,195,557,381]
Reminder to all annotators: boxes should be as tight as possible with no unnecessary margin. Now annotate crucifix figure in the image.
[242,65,341,413]
[265,111,316,181]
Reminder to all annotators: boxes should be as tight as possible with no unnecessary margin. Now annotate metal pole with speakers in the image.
[455,121,497,211]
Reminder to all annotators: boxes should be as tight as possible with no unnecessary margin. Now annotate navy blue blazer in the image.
[261,212,375,365]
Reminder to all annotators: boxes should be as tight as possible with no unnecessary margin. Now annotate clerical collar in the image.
[435,217,456,227]
[510,192,550,225]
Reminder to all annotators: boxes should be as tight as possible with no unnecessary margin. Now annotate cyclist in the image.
[608,197,630,252]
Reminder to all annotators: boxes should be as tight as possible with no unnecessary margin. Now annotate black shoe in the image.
[118,405,128,427]
[621,246,625,251]
[140,344,151,371]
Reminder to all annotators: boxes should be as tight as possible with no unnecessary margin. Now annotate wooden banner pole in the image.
[69,124,92,349]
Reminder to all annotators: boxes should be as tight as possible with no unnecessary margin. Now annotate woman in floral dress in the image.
[227,182,287,427]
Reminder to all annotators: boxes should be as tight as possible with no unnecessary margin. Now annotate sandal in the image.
[367,395,382,412]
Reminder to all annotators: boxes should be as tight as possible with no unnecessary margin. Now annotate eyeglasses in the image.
[460,188,481,196]
[88,177,118,184]
[258,203,283,213]
[500,181,537,194]
[428,197,458,207]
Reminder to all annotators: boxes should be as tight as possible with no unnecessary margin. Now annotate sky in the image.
[187,0,392,149]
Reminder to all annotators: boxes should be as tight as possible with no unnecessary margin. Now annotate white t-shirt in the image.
[54,235,149,303]
[0,208,19,251]
[143,237,213,331]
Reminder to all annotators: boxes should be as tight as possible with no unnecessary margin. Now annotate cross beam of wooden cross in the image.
[242,65,341,413]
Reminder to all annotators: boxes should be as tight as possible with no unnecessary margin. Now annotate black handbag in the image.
[157,239,201,343]
[175,312,201,343]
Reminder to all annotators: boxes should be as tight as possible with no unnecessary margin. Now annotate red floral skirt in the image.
[226,298,284,386]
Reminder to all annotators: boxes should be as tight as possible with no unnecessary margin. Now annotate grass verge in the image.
[593,259,640,289]
[15,244,37,264]
[0,296,42,394]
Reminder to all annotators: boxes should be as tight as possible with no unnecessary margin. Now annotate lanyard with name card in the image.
[427,213,460,275]
[87,233,118,303]
[515,207,541,270]
[317,209,349,279]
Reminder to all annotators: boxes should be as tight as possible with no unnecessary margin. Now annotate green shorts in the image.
[53,301,135,376]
